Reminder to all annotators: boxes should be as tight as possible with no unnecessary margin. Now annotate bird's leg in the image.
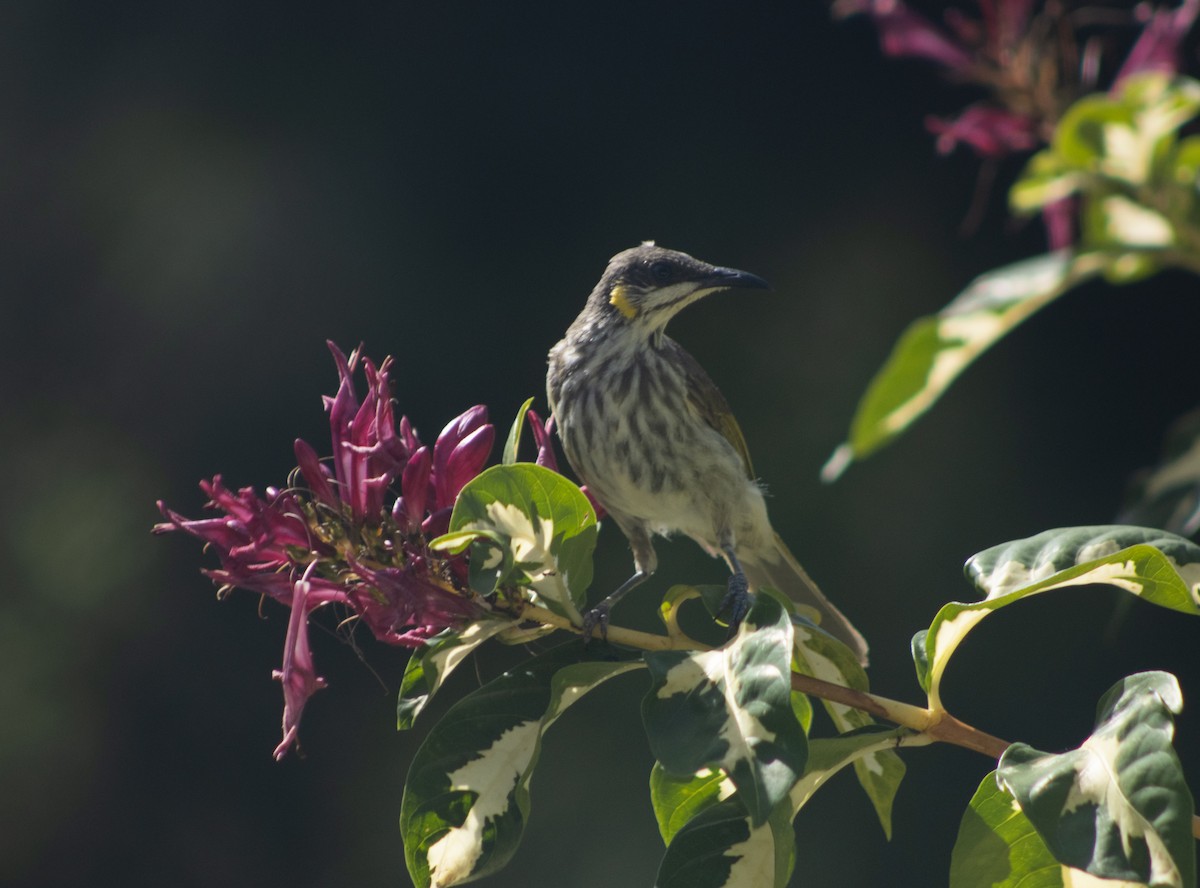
[580,569,649,642]
[719,544,753,636]
[580,527,656,643]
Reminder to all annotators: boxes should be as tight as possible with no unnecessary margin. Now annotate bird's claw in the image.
[719,574,753,639]
[580,603,610,644]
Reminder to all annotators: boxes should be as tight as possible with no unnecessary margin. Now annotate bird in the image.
[546,242,869,664]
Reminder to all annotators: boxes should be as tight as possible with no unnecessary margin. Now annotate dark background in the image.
[5,2,1199,886]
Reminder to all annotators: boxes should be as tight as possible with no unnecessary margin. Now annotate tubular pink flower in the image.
[347,558,483,648]
[926,105,1039,156]
[272,564,328,760]
[395,445,432,533]
[838,0,974,71]
[1115,0,1200,86]
[157,343,496,757]
[526,408,559,471]
[320,342,410,524]
[294,438,338,509]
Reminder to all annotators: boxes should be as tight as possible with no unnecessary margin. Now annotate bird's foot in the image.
[579,603,611,644]
[719,573,753,639]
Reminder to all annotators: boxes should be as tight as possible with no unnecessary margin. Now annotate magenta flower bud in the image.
[526,409,559,472]
[294,438,338,508]
[441,424,495,507]
[432,406,492,508]
[397,445,432,531]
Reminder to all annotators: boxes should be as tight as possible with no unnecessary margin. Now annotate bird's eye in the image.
[648,260,673,283]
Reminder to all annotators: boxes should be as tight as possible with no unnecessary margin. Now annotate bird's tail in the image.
[743,533,869,666]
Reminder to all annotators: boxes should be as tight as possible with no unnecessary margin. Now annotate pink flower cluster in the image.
[838,0,1198,157]
[156,343,494,758]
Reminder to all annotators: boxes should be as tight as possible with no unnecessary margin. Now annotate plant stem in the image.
[790,673,1200,840]
[516,602,704,650]
[518,609,1200,842]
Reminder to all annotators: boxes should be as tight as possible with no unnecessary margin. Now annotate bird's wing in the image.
[672,342,756,481]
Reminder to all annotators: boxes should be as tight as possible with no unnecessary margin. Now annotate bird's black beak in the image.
[708,266,770,291]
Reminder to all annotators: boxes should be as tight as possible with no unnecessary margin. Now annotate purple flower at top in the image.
[926,103,1039,157]
[840,0,1198,161]
[835,0,975,71]
[1116,0,1200,86]
[156,343,494,757]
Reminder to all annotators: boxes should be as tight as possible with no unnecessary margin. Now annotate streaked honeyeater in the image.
[546,242,868,663]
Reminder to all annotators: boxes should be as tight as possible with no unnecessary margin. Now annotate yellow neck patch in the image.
[609,285,638,319]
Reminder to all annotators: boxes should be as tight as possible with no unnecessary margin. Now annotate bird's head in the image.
[586,242,769,336]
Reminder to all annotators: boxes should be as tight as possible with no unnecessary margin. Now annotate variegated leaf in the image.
[400,643,641,888]
[790,727,912,819]
[822,251,1103,480]
[652,727,911,888]
[997,672,1195,888]
[397,620,513,731]
[431,463,597,622]
[792,614,906,838]
[920,526,1200,707]
[650,763,735,845]
[655,794,796,888]
[642,594,806,826]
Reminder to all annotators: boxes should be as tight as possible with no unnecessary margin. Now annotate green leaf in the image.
[792,616,906,838]
[650,763,733,844]
[642,594,807,826]
[655,795,796,888]
[792,727,911,817]
[950,772,1062,888]
[435,463,597,622]
[1047,74,1200,188]
[501,397,535,465]
[400,643,641,888]
[1011,150,1086,214]
[397,621,513,731]
[997,672,1195,888]
[921,526,1200,708]
[822,252,1104,480]
[651,728,911,888]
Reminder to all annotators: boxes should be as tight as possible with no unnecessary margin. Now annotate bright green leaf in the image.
[921,526,1200,707]
[642,594,807,826]
[822,252,1105,479]
[998,672,1195,888]
[1011,150,1087,213]
[950,772,1062,888]
[400,643,641,888]
[501,397,535,465]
